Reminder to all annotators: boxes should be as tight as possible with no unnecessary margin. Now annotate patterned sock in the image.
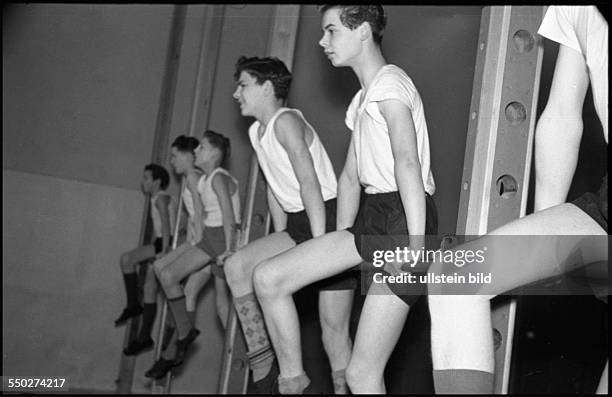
[233,293,275,382]
[123,272,139,307]
[278,372,311,394]
[138,303,157,341]
[167,295,192,339]
[332,369,348,394]
[433,369,494,394]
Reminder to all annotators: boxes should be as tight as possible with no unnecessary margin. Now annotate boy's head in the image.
[195,130,231,167]
[318,5,386,67]
[170,135,200,175]
[320,5,386,44]
[142,163,170,193]
[233,56,292,116]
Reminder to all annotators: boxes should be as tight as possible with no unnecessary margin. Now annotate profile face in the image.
[140,170,154,194]
[194,138,216,167]
[170,146,194,175]
[319,7,361,67]
[233,71,265,117]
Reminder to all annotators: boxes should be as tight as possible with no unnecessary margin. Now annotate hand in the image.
[216,250,234,267]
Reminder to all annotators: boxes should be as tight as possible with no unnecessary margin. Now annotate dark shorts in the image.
[196,226,238,278]
[285,199,357,291]
[572,174,608,232]
[346,191,438,306]
[153,237,173,255]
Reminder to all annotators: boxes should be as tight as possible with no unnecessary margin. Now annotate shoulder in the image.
[274,110,306,143]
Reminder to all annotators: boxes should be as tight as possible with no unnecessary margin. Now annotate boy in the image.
[253,5,437,394]
[115,164,176,355]
[224,55,357,394]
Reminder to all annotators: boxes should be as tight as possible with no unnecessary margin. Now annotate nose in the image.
[318,34,327,49]
[232,86,240,99]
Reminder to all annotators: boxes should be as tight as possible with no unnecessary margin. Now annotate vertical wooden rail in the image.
[217,5,301,394]
[455,6,545,394]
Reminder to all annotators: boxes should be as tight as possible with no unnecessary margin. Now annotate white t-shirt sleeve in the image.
[538,6,583,56]
[363,73,416,125]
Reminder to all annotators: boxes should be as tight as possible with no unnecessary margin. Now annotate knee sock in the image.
[234,293,275,382]
[167,296,192,339]
[137,303,157,341]
[123,272,139,308]
[278,372,310,394]
[332,369,348,394]
[162,331,177,360]
[432,369,494,394]
[187,310,196,327]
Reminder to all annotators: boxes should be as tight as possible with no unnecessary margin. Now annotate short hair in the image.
[319,5,386,44]
[171,135,200,155]
[202,129,231,166]
[144,163,170,190]
[234,56,292,101]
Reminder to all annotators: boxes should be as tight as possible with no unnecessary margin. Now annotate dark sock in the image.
[123,272,139,307]
[167,295,192,339]
[187,310,196,327]
[138,303,157,341]
[433,369,494,394]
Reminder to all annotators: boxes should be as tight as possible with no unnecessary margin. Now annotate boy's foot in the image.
[253,359,280,394]
[173,328,200,366]
[114,305,143,326]
[123,337,154,356]
[145,358,177,379]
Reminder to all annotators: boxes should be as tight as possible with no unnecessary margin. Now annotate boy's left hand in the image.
[216,250,234,267]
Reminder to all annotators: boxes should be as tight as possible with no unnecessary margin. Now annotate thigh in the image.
[230,231,296,273]
[164,246,211,281]
[185,265,212,291]
[154,242,192,272]
[259,231,363,295]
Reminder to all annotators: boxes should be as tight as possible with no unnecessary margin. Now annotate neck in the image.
[352,46,387,91]
[198,161,218,176]
[150,186,161,196]
[257,101,284,128]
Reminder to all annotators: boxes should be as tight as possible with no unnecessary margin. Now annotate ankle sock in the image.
[278,372,310,394]
[433,369,494,394]
[332,369,348,394]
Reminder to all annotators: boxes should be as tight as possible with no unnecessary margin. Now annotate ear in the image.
[358,22,372,42]
[263,80,274,96]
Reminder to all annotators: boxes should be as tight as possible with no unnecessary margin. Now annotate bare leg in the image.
[596,360,608,394]
[345,282,410,394]
[142,264,159,304]
[184,265,212,312]
[120,245,156,274]
[214,277,231,329]
[157,247,211,300]
[253,231,362,379]
[429,204,607,393]
[319,289,353,394]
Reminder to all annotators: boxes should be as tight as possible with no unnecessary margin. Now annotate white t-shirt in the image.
[345,64,436,195]
[248,107,337,213]
[197,167,242,227]
[150,191,177,238]
[538,5,608,143]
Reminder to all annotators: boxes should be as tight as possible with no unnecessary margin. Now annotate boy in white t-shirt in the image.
[253,5,438,394]
[427,6,607,394]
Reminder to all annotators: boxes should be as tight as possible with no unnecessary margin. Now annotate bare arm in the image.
[275,112,327,238]
[336,137,361,230]
[186,171,204,243]
[379,99,426,253]
[267,187,287,232]
[155,194,172,255]
[211,173,238,252]
[534,43,589,211]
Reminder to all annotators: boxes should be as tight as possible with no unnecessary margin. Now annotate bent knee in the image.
[252,261,283,298]
[345,359,376,391]
[223,253,248,287]
[159,268,179,287]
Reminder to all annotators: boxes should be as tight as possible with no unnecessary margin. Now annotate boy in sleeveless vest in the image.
[252,5,439,393]
[223,56,357,394]
[115,164,176,357]
[147,131,242,378]
[427,6,608,394]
